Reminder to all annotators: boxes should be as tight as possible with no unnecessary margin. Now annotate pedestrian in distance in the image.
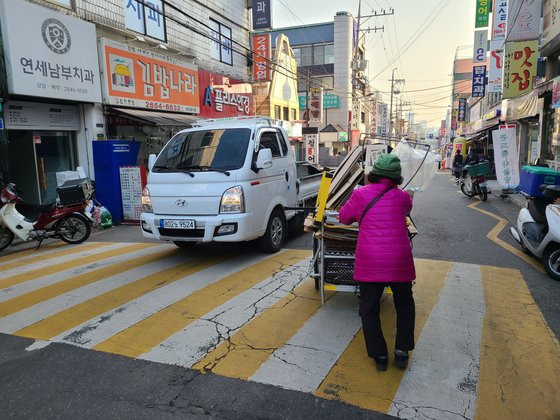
[452,149,464,183]
[338,154,416,372]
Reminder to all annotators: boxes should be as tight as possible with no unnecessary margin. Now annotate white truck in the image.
[140,117,322,252]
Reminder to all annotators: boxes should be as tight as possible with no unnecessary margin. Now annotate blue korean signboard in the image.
[252,0,272,30]
[472,65,487,97]
[298,94,340,110]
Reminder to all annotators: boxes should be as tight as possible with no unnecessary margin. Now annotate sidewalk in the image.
[485,179,527,208]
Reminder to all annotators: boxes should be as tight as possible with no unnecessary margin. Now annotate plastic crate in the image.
[466,162,490,177]
[519,166,560,197]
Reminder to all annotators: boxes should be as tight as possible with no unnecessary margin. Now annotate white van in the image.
[140,117,321,253]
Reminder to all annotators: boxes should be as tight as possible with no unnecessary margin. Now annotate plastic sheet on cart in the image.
[391,141,437,192]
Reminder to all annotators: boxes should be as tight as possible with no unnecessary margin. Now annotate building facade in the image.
[0,0,252,204]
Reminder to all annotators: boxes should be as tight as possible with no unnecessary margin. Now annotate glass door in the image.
[34,131,76,204]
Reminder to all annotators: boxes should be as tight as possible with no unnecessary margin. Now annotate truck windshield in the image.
[153,128,251,173]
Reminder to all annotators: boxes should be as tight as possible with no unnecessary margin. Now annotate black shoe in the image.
[394,349,409,369]
[374,356,388,371]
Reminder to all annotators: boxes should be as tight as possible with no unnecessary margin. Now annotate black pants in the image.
[358,282,415,358]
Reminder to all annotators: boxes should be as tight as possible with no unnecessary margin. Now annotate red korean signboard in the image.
[252,34,271,81]
[198,69,253,118]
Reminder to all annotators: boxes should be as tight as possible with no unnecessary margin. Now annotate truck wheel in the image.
[259,209,286,253]
[0,226,14,251]
[543,246,560,281]
[173,241,197,249]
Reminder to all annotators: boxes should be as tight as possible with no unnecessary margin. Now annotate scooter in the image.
[0,179,93,251]
[460,165,489,201]
[509,184,560,281]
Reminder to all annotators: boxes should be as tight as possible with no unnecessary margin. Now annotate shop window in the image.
[124,0,166,42]
[324,44,334,64]
[291,109,297,120]
[209,19,233,66]
[297,79,307,93]
[300,46,312,66]
[292,48,301,66]
[274,105,282,120]
[361,112,365,124]
[283,107,290,121]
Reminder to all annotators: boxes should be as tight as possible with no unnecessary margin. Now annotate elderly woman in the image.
[339,154,416,371]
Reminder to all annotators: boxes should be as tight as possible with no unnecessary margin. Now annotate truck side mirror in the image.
[148,154,157,172]
[256,148,273,169]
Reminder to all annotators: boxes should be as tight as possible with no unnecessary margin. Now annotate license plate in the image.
[160,219,196,229]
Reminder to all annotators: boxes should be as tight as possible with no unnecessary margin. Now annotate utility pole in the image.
[388,68,404,140]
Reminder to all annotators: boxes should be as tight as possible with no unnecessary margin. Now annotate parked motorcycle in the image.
[0,178,94,251]
[509,184,560,281]
[459,162,489,201]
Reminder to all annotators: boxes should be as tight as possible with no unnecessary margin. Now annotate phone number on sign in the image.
[144,102,182,112]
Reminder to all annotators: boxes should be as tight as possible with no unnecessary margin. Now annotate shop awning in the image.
[111,107,201,126]
[502,91,543,121]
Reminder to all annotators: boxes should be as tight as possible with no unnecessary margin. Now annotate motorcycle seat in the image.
[15,201,57,220]
[528,199,550,224]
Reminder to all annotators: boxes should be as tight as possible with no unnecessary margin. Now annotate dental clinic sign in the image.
[0,0,102,102]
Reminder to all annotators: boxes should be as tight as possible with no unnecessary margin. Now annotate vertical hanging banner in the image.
[309,88,323,124]
[458,98,467,122]
[472,65,487,97]
[492,127,520,188]
[492,0,508,40]
[473,30,489,62]
[503,40,538,99]
[252,33,271,81]
[488,40,504,93]
[507,0,541,41]
[304,132,319,164]
[552,76,560,109]
[451,109,458,130]
[252,0,272,30]
[475,0,491,27]
[543,0,560,47]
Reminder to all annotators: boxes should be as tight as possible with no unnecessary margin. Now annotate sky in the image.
[273,0,476,128]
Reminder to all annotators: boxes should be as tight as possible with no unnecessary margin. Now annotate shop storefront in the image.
[98,38,200,165]
[0,0,103,204]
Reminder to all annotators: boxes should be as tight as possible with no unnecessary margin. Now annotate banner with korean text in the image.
[475,0,490,27]
[492,127,519,188]
[488,40,504,93]
[507,0,541,41]
[503,40,538,99]
[473,30,488,62]
[309,88,323,124]
[492,0,508,40]
[100,38,199,113]
[472,65,487,97]
[543,0,560,48]
[252,34,271,81]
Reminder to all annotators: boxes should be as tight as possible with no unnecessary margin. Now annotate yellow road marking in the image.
[314,259,452,413]
[468,201,545,273]
[193,275,332,379]
[0,242,115,271]
[15,254,229,341]
[0,243,158,289]
[476,266,560,419]
[0,241,76,264]
[93,249,311,358]
[0,248,181,317]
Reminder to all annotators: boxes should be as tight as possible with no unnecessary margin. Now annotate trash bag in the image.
[99,206,113,229]
[391,141,437,192]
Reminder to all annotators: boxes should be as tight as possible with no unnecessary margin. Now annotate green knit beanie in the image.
[370,153,402,179]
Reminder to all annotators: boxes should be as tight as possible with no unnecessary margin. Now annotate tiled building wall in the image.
[28,0,251,81]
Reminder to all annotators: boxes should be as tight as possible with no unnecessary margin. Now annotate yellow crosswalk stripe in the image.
[476,266,560,419]
[0,248,181,317]
[193,275,332,379]
[0,243,157,289]
[314,259,452,412]
[0,242,68,264]
[93,249,310,358]
[0,242,116,271]
[14,254,229,341]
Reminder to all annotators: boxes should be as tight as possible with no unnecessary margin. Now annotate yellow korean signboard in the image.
[503,40,538,99]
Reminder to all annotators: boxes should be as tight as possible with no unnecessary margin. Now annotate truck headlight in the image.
[141,186,153,213]
[220,186,244,213]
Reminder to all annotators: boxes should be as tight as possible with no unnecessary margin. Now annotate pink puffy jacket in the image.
[338,178,415,283]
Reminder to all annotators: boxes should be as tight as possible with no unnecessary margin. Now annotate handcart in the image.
[306,136,428,306]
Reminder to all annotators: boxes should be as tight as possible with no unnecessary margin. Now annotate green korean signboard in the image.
[475,0,490,28]
[298,94,340,110]
[339,131,348,142]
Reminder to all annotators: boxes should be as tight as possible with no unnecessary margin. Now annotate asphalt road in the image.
[0,171,558,418]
